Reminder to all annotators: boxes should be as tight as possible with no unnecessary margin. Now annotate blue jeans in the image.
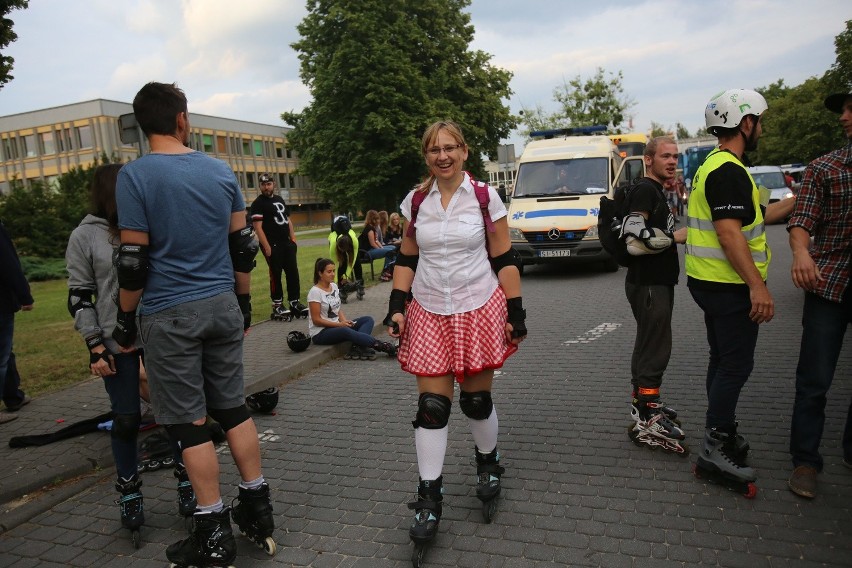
[366,246,396,271]
[689,287,758,429]
[312,316,376,347]
[104,352,143,479]
[790,290,852,471]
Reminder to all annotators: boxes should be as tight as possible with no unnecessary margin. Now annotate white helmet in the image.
[704,89,767,136]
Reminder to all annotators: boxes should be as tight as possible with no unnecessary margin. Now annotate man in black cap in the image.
[786,87,852,498]
[250,174,307,320]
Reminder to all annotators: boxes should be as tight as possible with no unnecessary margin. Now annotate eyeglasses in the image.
[426,144,464,156]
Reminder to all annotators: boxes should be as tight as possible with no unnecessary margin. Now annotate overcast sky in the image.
[1,0,848,152]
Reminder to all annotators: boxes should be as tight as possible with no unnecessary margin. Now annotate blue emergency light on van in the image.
[529,125,607,139]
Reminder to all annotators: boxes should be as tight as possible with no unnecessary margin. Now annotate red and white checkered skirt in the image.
[398,286,518,383]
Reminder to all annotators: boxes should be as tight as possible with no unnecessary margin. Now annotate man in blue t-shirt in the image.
[114,82,273,566]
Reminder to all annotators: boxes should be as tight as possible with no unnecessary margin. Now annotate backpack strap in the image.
[405,189,426,238]
[405,173,494,238]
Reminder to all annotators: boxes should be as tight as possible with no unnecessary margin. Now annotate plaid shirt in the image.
[787,142,852,303]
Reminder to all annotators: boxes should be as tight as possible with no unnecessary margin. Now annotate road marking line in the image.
[562,323,621,345]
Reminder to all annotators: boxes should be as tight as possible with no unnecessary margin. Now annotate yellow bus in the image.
[608,133,648,158]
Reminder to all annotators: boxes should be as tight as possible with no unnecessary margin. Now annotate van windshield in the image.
[751,171,786,189]
[514,158,608,197]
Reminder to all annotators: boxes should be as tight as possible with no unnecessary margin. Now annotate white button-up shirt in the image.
[400,173,508,315]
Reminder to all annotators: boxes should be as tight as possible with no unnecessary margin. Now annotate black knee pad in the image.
[112,412,141,443]
[412,393,451,429]
[165,422,212,450]
[207,405,251,431]
[459,391,493,420]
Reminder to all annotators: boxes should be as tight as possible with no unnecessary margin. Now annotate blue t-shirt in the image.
[116,152,245,315]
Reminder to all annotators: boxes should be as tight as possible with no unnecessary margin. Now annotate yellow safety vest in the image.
[328,229,360,281]
[685,149,770,283]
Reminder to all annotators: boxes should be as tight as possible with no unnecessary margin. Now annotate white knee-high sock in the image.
[415,426,448,480]
[468,407,498,454]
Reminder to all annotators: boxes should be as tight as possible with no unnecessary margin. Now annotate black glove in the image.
[506,297,527,339]
[383,288,408,334]
[112,309,138,348]
[237,293,252,330]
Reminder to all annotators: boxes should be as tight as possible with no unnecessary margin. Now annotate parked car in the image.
[748,165,793,203]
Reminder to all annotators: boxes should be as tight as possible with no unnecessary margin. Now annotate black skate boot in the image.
[115,475,144,548]
[475,447,505,523]
[408,477,443,567]
[373,340,398,358]
[632,389,680,425]
[693,426,757,498]
[270,303,292,322]
[231,483,276,556]
[628,398,688,456]
[728,421,750,464]
[356,279,365,300]
[345,345,376,360]
[174,464,197,518]
[166,507,237,568]
[289,299,309,319]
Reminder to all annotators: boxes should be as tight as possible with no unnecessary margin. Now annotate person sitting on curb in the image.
[307,258,397,360]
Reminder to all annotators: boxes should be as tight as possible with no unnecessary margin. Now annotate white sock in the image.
[468,407,498,454]
[239,475,265,490]
[197,498,223,514]
[415,426,448,480]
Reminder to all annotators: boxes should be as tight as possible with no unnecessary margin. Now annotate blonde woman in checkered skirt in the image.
[385,121,526,546]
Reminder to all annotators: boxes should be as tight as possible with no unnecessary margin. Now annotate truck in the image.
[508,127,643,273]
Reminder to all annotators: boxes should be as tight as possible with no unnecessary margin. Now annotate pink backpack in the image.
[405,173,495,238]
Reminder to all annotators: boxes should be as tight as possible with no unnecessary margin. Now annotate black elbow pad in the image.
[229,226,259,273]
[116,244,149,291]
[395,252,419,272]
[490,248,521,276]
[67,288,95,318]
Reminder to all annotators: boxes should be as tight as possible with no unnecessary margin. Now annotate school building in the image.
[0,99,332,227]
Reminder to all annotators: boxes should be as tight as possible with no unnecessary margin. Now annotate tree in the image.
[676,122,691,140]
[649,121,667,138]
[282,0,516,212]
[824,19,852,91]
[0,0,28,89]
[519,67,635,137]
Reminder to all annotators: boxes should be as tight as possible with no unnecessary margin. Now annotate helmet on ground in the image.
[332,215,352,236]
[245,387,279,413]
[704,89,767,136]
[287,330,311,353]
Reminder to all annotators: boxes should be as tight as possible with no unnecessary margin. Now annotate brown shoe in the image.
[0,412,19,425]
[788,465,818,498]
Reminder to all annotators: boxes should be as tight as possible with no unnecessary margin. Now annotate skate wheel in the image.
[482,499,498,523]
[412,543,427,568]
[262,536,277,556]
[744,482,758,499]
[130,529,141,549]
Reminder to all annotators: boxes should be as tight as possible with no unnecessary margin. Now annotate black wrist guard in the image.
[85,335,104,350]
[506,297,527,339]
[90,350,112,365]
[112,310,137,348]
[383,288,408,333]
[237,293,251,330]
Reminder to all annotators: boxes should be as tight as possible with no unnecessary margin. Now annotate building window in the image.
[39,132,56,155]
[253,140,263,157]
[203,134,214,153]
[231,137,240,155]
[22,134,36,158]
[242,139,250,155]
[3,136,19,160]
[275,143,284,158]
[278,173,286,188]
[217,136,227,154]
[246,172,256,188]
[76,125,93,149]
[56,128,72,152]
[288,174,295,189]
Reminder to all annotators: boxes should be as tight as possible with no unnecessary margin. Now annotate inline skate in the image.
[174,464,197,518]
[408,476,443,568]
[628,399,689,455]
[115,475,144,548]
[632,388,680,425]
[373,340,398,358]
[289,299,309,319]
[136,432,175,473]
[231,483,276,556]
[166,507,236,568]
[693,426,758,498]
[474,447,505,523]
[270,303,292,322]
[343,345,377,360]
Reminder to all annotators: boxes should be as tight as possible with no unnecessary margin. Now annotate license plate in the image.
[538,249,571,258]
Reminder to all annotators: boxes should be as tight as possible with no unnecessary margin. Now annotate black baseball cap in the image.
[824,90,852,113]
[259,173,274,183]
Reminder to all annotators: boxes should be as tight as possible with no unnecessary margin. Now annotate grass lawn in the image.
[14,240,382,399]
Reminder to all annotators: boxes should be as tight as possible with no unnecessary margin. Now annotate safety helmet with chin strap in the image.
[704,89,768,136]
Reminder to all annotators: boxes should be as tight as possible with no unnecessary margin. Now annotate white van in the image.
[508,130,643,272]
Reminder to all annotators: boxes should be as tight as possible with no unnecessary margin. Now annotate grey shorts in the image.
[140,292,245,424]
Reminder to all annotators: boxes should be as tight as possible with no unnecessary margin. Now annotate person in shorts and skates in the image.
[385,121,526,565]
[250,173,308,321]
[308,258,396,359]
[113,82,275,566]
[620,137,688,455]
[686,89,794,496]
[66,163,196,548]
